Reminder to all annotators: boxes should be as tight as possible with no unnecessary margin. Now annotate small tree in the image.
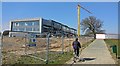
[81,16,104,39]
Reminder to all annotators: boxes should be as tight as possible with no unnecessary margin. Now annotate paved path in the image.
[66,39,115,64]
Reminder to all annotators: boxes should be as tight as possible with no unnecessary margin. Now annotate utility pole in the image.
[77,5,80,37]
[77,4,92,37]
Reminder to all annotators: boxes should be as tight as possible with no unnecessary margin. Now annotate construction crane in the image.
[77,4,92,37]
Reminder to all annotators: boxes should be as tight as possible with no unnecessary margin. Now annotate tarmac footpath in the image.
[66,39,115,64]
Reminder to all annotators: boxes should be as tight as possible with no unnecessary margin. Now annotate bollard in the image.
[111,45,117,53]
[111,45,117,58]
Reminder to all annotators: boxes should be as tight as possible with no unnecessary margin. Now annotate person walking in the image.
[72,38,81,58]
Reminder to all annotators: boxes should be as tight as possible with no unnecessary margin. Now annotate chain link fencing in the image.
[2,33,94,64]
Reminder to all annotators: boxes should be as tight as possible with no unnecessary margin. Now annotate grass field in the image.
[2,49,73,64]
[104,39,119,64]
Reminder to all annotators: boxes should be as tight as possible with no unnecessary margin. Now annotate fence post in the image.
[68,34,71,52]
[24,35,27,55]
[61,33,64,54]
[68,35,70,52]
[0,34,3,65]
[46,33,50,64]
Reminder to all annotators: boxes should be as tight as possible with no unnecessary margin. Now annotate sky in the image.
[1,0,119,2]
[119,2,120,34]
[0,2,1,32]
[2,2,118,34]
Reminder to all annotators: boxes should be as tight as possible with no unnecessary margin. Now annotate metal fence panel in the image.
[2,33,94,64]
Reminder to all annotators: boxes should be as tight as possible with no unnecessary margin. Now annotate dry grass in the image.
[2,36,93,53]
[2,36,94,64]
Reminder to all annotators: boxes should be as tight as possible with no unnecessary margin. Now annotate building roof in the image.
[11,18,41,22]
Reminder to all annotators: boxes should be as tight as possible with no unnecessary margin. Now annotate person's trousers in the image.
[74,48,79,57]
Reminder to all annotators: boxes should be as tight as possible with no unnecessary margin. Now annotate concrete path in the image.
[66,39,115,64]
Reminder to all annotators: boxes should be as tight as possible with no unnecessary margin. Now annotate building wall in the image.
[105,34,118,39]
[10,18,42,37]
[10,18,77,37]
[96,34,118,39]
[11,20,40,33]
[9,32,28,37]
[96,34,105,39]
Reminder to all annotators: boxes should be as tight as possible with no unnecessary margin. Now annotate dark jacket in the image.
[72,41,81,49]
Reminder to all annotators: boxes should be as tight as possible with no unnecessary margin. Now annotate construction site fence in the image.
[2,33,94,64]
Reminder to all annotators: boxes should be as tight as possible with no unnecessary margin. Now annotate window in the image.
[19,22,25,26]
[13,22,19,26]
[75,31,77,33]
[26,28,32,31]
[16,23,19,26]
[33,22,39,26]
[43,25,49,29]
[33,28,39,31]
[19,28,25,31]
[62,26,66,31]
[26,22,33,26]
[12,28,17,31]
[13,23,15,26]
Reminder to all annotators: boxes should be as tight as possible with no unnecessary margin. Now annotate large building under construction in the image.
[9,18,77,37]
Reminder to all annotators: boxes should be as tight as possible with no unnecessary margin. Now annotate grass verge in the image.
[82,39,95,49]
[104,39,119,63]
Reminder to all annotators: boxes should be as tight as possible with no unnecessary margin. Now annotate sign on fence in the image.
[28,34,36,47]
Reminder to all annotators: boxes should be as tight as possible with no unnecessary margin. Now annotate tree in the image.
[81,16,104,39]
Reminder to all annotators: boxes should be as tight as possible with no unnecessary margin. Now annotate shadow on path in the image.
[83,57,96,61]
[79,57,96,62]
